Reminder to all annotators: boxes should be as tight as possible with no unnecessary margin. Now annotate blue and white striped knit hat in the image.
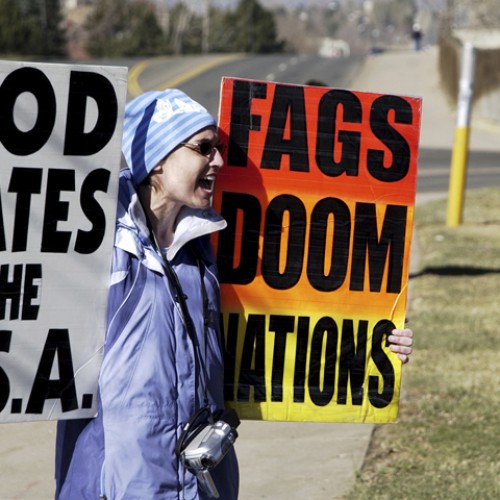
[122,89,216,184]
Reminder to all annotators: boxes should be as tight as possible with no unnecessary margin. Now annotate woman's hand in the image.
[388,328,414,364]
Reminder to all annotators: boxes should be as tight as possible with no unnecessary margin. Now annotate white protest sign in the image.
[0,61,128,422]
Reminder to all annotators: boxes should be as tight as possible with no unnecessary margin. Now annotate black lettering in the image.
[368,95,412,182]
[261,84,308,171]
[64,71,118,156]
[218,192,260,284]
[75,168,110,254]
[307,197,351,291]
[337,319,367,405]
[41,169,75,253]
[350,203,407,293]
[368,320,395,408]
[262,195,306,290]
[221,313,240,401]
[81,394,93,409]
[237,314,266,402]
[0,330,12,412]
[26,329,78,414]
[11,398,22,414]
[221,313,399,412]
[316,90,362,177]
[269,315,294,402]
[293,316,309,403]
[0,264,42,320]
[228,80,267,167]
[22,264,42,320]
[308,317,338,406]
[0,264,22,320]
[0,191,5,251]
[0,67,56,155]
[8,168,43,252]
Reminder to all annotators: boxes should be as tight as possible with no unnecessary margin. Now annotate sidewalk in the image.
[1,46,499,500]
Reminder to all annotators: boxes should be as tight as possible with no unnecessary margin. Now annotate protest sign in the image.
[0,61,127,422]
[213,77,421,423]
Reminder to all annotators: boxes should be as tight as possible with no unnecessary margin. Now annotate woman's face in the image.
[154,126,224,210]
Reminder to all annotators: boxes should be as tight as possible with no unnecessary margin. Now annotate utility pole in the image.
[202,0,210,54]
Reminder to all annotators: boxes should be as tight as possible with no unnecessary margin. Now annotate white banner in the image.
[0,61,128,422]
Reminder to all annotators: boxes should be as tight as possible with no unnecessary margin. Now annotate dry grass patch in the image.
[347,188,500,500]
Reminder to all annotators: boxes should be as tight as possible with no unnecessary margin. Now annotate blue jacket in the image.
[55,169,239,499]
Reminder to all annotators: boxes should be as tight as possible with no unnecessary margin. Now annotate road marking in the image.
[128,54,245,98]
[128,59,151,97]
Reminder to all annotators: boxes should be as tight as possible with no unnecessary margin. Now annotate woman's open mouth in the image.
[198,174,215,193]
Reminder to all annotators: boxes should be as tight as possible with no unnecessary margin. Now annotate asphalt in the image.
[1,46,499,500]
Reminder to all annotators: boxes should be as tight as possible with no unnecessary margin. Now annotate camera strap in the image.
[151,238,218,462]
[160,242,211,409]
[139,203,211,410]
[174,405,213,458]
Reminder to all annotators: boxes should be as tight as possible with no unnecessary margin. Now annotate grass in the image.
[347,188,500,500]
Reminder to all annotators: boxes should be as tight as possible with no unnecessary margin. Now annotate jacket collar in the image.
[115,169,227,268]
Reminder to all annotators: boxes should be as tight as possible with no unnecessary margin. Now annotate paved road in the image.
[131,52,500,195]
[130,53,364,115]
[416,148,500,192]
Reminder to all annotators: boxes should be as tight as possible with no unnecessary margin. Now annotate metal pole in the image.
[446,42,475,226]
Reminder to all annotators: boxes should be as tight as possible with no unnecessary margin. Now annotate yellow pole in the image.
[446,43,475,227]
[447,127,470,225]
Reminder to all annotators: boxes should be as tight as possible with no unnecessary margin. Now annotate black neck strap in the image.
[140,204,210,409]
[161,244,210,410]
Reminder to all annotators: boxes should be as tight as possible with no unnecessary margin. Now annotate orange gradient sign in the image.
[213,77,421,423]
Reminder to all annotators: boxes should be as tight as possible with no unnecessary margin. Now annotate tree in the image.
[166,3,203,55]
[85,0,165,58]
[0,0,25,55]
[23,0,66,57]
[0,0,66,57]
[212,0,284,54]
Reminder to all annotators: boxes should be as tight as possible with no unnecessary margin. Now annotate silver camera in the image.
[180,415,239,498]
[182,420,238,470]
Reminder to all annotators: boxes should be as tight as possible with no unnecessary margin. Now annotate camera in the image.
[182,420,238,470]
[178,409,239,498]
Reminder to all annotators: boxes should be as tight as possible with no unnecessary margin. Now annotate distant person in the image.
[54,87,414,499]
[412,23,423,51]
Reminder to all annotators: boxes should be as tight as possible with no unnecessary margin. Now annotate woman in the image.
[55,88,413,499]
[56,89,239,499]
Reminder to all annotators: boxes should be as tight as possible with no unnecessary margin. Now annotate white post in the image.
[447,42,476,226]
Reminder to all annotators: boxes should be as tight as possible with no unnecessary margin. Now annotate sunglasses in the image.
[179,141,226,157]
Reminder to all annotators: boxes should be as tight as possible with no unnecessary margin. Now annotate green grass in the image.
[347,188,500,500]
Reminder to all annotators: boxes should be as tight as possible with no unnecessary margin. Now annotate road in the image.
[417,147,500,193]
[130,53,363,116]
[127,52,500,195]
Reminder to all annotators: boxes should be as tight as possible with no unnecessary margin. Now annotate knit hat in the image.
[122,89,216,184]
